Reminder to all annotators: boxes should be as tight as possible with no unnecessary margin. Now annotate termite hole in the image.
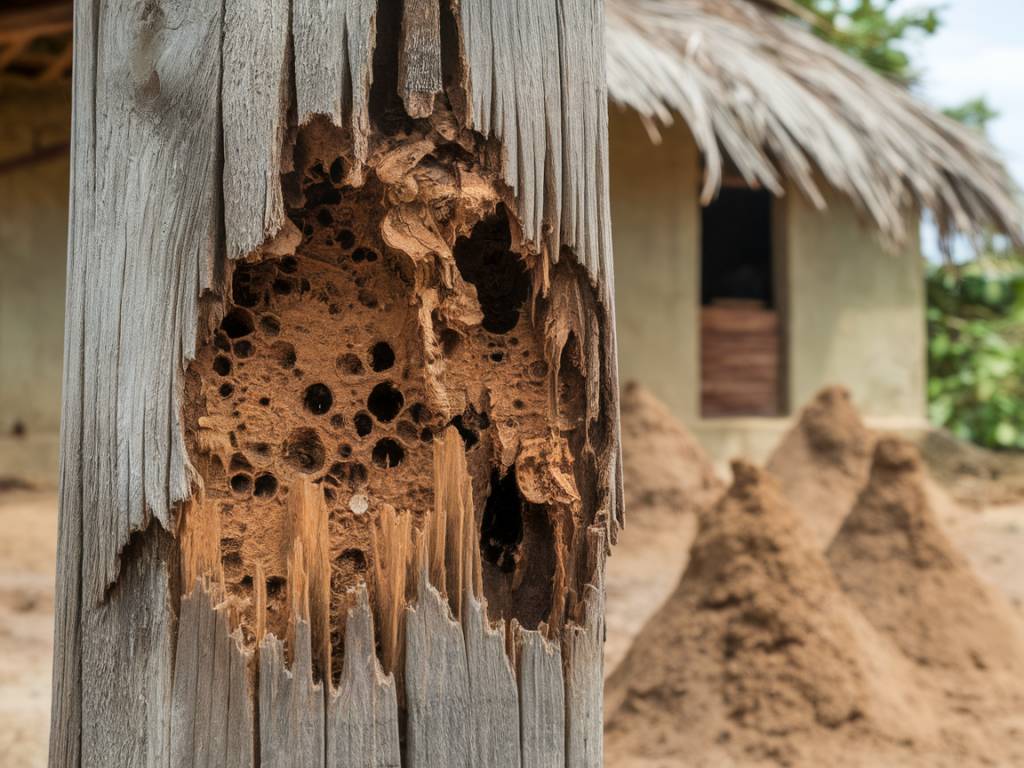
[303,383,334,415]
[480,469,524,574]
[453,205,530,334]
[367,382,404,422]
[372,438,405,469]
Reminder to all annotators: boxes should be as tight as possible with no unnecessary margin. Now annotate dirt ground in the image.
[2,402,1024,765]
[0,489,57,768]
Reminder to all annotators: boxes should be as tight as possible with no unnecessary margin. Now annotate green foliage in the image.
[943,97,1000,132]
[927,262,1024,449]
[793,0,942,84]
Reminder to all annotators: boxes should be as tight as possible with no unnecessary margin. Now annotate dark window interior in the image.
[701,187,773,307]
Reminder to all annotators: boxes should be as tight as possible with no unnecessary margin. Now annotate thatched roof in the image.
[606,0,1024,247]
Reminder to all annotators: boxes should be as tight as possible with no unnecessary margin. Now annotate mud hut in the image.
[3,0,1024,480]
[0,2,72,486]
[607,0,1024,461]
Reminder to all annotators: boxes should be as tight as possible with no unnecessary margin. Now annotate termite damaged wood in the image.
[50,1,621,766]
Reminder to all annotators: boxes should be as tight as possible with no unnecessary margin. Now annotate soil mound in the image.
[829,438,1024,700]
[604,382,724,674]
[605,461,925,767]
[766,386,873,547]
[620,381,723,517]
[914,427,1024,509]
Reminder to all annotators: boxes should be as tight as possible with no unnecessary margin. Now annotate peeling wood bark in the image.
[52,1,620,766]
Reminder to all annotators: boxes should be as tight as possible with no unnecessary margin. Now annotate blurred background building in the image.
[0,1,71,486]
[1,0,1022,482]
[606,0,1023,461]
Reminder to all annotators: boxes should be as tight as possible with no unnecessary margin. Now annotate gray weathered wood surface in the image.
[564,529,608,768]
[327,585,402,768]
[80,531,174,768]
[292,0,376,176]
[259,620,326,768]
[463,596,522,768]
[399,0,442,118]
[52,1,619,765]
[171,583,254,768]
[222,0,291,260]
[515,626,567,768]
[404,576,471,768]
[52,0,223,760]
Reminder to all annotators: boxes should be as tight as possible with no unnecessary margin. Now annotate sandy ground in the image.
[1,485,1023,765]
[0,490,57,768]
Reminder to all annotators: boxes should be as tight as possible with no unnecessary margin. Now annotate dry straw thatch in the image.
[606,0,1024,247]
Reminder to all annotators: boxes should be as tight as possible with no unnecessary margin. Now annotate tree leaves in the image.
[927,264,1024,450]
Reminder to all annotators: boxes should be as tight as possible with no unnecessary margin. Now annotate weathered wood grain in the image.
[515,625,566,768]
[404,576,471,768]
[66,0,223,604]
[463,596,521,768]
[399,0,442,118]
[52,0,223,762]
[259,620,325,768]
[223,0,290,259]
[292,0,376,176]
[80,530,175,768]
[327,584,402,768]
[455,0,614,284]
[563,528,607,768]
[171,582,254,768]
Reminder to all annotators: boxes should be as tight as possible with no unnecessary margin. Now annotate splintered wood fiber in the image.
[184,118,595,680]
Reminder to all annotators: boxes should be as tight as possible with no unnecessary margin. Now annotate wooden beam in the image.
[0,142,70,177]
[0,38,33,70]
[0,1,72,45]
[38,39,73,82]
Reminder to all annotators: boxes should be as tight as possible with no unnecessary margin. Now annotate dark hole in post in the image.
[230,473,252,495]
[369,341,395,371]
[253,473,278,498]
[480,469,524,573]
[453,206,530,334]
[303,383,334,415]
[283,428,326,473]
[213,356,232,376]
[221,308,255,338]
[354,411,373,437]
[367,382,404,422]
[372,438,405,469]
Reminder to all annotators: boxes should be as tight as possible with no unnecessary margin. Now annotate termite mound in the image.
[183,115,605,683]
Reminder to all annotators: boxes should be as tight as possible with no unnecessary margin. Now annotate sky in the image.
[890,0,1024,257]
[898,0,1024,189]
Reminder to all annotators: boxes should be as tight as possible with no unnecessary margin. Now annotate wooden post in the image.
[49,1,621,766]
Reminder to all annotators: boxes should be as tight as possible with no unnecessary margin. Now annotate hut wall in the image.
[610,109,702,424]
[783,184,927,424]
[0,81,70,486]
[611,112,927,464]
